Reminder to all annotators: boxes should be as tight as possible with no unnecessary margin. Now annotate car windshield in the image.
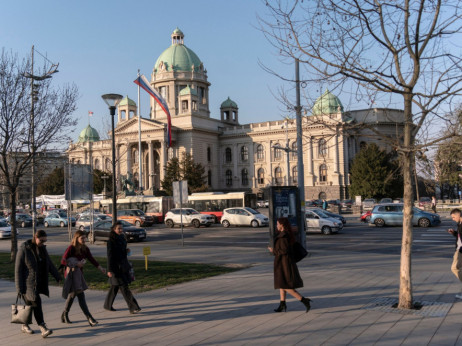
[244,207,259,214]
[185,209,199,215]
[0,221,8,227]
[132,210,144,216]
[311,209,329,218]
[120,220,133,227]
[58,213,67,218]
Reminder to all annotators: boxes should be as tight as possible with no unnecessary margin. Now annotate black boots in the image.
[300,297,312,313]
[87,315,98,327]
[61,311,72,324]
[274,301,287,312]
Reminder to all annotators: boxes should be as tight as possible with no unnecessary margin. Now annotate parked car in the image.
[44,212,76,227]
[8,213,34,228]
[362,198,377,210]
[370,203,441,227]
[164,208,214,228]
[379,198,393,204]
[327,199,341,206]
[221,207,269,228]
[85,220,146,242]
[75,214,112,231]
[419,197,432,208]
[306,207,346,225]
[117,209,154,227]
[341,199,354,208]
[305,210,342,235]
[0,220,15,238]
[360,210,372,223]
[256,200,269,208]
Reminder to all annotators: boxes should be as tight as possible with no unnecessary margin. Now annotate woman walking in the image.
[61,230,106,326]
[104,221,140,314]
[268,217,311,313]
[15,229,61,338]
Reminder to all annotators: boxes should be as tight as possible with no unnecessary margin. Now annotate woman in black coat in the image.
[104,221,140,314]
[268,217,311,312]
[15,229,61,337]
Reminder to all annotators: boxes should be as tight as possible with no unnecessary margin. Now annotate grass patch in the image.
[0,252,241,293]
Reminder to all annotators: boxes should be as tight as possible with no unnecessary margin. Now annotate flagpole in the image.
[137,69,143,193]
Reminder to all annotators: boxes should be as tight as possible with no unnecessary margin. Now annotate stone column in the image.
[148,141,154,189]
[248,142,254,188]
[334,131,339,173]
[233,144,238,185]
[266,141,272,185]
[160,141,167,182]
[126,144,132,174]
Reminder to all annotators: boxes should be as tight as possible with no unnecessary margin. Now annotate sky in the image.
[1,0,301,142]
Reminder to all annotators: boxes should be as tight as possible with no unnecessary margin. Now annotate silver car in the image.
[76,214,112,231]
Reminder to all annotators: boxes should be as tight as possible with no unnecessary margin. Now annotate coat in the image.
[15,239,61,302]
[107,233,132,286]
[273,232,303,289]
[62,257,88,298]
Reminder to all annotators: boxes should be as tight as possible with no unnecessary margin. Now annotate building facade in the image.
[68,28,404,200]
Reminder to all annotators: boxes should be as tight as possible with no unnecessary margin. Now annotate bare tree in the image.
[260,0,462,308]
[0,49,78,261]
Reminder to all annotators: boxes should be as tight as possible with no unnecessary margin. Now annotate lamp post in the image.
[101,94,123,225]
[24,45,58,236]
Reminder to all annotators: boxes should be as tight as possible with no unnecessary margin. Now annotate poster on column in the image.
[268,186,301,249]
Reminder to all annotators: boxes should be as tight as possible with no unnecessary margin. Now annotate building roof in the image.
[179,86,198,96]
[78,125,100,143]
[311,89,344,115]
[119,95,136,107]
[220,97,238,109]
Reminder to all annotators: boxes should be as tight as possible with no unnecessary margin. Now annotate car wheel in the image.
[374,218,385,227]
[365,215,371,222]
[192,219,200,228]
[222,220,230,228]
[44,221,49,228]
[165,219,174,228]
[21,222,25,228]
[135,220,141,227]
[60,221,65,227]
[251,220,259,228]
[418,218,430,228]
[321,226,332,235]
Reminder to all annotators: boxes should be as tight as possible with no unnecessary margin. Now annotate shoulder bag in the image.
[11,294,32,324]
[292,242,308,263]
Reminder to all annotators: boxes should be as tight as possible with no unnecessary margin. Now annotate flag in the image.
[88,111,93,116]
[134,74,172,148]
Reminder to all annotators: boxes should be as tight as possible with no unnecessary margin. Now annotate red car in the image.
[360,211,372,223]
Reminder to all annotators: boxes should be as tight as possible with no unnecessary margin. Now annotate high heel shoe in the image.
[87,316,98,327]
[274,301,287,312]
[61,311,72,324]
[300,297,312,313]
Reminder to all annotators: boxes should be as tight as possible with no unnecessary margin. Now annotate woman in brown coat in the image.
[268,217,311,312]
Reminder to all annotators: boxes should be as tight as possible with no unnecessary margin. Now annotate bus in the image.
[187,192,257,223]
[100,196,174,223]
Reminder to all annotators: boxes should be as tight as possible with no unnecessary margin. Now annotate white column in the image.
[233,144,238,185]
[160,141,167,182]
[248,142,254,188]
[126,144,132,174]
[266,141,272,185]
[148,141,153,189]
[334,131,339,173]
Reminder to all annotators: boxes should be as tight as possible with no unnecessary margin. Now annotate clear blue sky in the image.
[1,0,300,141]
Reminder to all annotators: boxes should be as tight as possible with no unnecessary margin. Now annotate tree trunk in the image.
[398,93,415,309]
[9,191,18,263]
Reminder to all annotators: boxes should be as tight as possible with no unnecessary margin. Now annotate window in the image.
[182,100,188,112]
[275,167,283,185]
[133,149,139,164]
[291,142,297,159]
[105,158,111,171]
[257,144,264,160]
[292,166,298,184]
[159,86,167,99]
[94,159,100,170]
[319,139,327,157]
[241,168,249,186]
[258,168,265,185]
[319,164,327,182]
[192,100,197,111]
[274,143,282,160]
[225,147,232,163]
[207,147,211,162]
[208,170,212,186]
[241,146,249,161]
[226,170,233,186]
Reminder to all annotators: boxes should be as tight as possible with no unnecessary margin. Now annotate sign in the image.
[143,247,151,256]
[173,180,188,205]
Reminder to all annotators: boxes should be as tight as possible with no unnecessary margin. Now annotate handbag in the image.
[11,294,32,325]
[292,242,308,263]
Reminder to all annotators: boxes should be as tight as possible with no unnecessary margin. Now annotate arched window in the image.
[241,146,249,162]
[292,166,298,184]
[257,144,264,160]
[258,168,265,185]
[77,160,81,164]
[275,167,283,185]
[208,170,212,186]
[360,141,367,150]
[105,158,111,171]
[94,159,100,170]
[207,147,211,162]
[241,168,249,186]
[318,139,327,157]
[133,149,139,164]
[319,164,327,182]
[291,142,297,159]
[274,143,282,160]
[226,170,233,186]
[225,148,232,163]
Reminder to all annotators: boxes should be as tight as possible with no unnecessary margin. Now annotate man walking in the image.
[448,208,462,299]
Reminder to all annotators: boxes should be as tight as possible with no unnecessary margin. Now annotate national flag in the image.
[134,74,172,148]
[88,111,93,116]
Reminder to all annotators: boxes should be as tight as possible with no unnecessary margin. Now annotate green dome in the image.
[78,125,100,143]
[119,95,136,107]
[311,89,343,115]
[220,97,238,109]
[179,86,197,96]
[155,29,202,72]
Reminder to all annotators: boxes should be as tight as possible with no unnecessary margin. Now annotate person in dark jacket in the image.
[15,229,61,338]
[448,208,462,299]
[61,230,106,326]
[104,221,140,314]
[268,217,311,312]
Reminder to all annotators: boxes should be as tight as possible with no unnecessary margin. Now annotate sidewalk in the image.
[2,244,462,345]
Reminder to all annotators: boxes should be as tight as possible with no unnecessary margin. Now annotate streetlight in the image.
[101,93,123,225]
[24,45,58,236]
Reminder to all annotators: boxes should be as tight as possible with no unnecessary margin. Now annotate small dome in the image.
[179,86,198,96]
[311,89,343,116]
[119,95,136,107]
[172,27,184,36]
[220,97,238,109]
[78,125,100,143]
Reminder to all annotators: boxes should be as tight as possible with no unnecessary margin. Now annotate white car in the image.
[164,208,214,228]
[0,219,14,238]
[221,207,269,228]
[305,210,342,235]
